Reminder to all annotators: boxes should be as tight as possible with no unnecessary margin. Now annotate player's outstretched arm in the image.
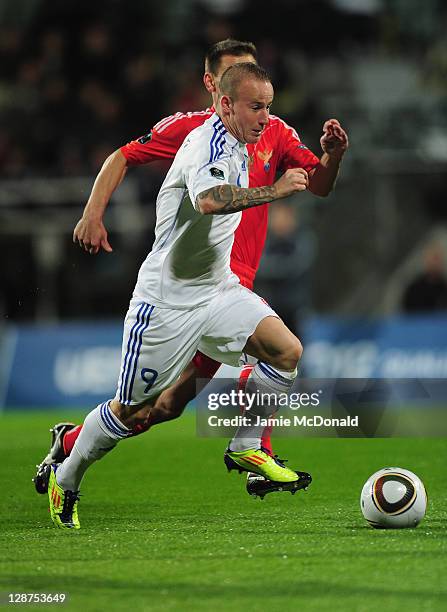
[73,149,128,255]
[308,118,349,197]
[196,168,308,215]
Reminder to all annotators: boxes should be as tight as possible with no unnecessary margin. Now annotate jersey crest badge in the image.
[257,148,273,172]
[210,167,225,180]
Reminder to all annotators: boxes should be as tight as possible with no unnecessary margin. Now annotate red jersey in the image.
[121,108,320,289]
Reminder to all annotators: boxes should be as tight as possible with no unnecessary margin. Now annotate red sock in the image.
[237,364,274,456]
[238,364,253,393]
[63,425,83,455]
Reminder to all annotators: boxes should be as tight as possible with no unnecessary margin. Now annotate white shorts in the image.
[115,283,277,405]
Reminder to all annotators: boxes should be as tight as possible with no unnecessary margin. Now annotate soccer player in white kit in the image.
[48,63,310,529]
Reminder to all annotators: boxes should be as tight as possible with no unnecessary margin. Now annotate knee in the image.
[274,336,303,371]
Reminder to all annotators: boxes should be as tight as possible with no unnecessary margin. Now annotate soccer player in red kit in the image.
[34,39,348,498]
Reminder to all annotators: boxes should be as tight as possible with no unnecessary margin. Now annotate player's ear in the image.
[220,94,233,114]
[203,72,216,94]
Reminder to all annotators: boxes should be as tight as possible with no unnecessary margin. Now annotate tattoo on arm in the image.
[197,185,277,215]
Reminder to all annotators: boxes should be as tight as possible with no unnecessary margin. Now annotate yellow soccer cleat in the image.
[48,465,80,530]
[224,448,300,482]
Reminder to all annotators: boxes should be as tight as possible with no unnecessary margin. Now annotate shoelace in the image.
[273,455,288,467]
[260,447,288,466]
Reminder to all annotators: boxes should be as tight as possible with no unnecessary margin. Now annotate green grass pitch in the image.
[0,411,446,611]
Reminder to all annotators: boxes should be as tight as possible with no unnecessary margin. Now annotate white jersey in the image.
[133,113,249,309]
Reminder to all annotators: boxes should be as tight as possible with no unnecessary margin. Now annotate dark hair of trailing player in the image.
[205,39,257,75]
[219,62,271,101]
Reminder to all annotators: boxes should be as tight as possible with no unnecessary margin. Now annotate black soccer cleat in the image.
[246,470,312,500]
[33,422,76,495]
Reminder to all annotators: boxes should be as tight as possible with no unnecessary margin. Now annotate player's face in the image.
[227,78,273,144]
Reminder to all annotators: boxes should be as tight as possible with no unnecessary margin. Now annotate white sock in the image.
[56,401,130,491]
[229,361,297,452]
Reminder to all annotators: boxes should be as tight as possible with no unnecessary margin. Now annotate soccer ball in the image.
[360,467,427,529]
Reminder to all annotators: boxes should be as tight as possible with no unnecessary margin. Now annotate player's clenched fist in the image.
[320,118,349,158]
[73,215,113,255]
[273,168,308,199]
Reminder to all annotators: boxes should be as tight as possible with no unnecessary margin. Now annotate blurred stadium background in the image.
[1,0,447,408]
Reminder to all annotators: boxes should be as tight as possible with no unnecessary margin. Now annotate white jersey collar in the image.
[208,112,240,149]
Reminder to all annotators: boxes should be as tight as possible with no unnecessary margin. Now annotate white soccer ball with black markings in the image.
[360,467,427,528]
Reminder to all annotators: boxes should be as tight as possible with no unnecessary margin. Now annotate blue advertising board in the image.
[301,315,447,378]
[1,322,122,408]
[1,315,447,408]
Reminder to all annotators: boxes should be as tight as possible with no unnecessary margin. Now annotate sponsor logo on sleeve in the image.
[210,167,225,180]
[137,132,152,144]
